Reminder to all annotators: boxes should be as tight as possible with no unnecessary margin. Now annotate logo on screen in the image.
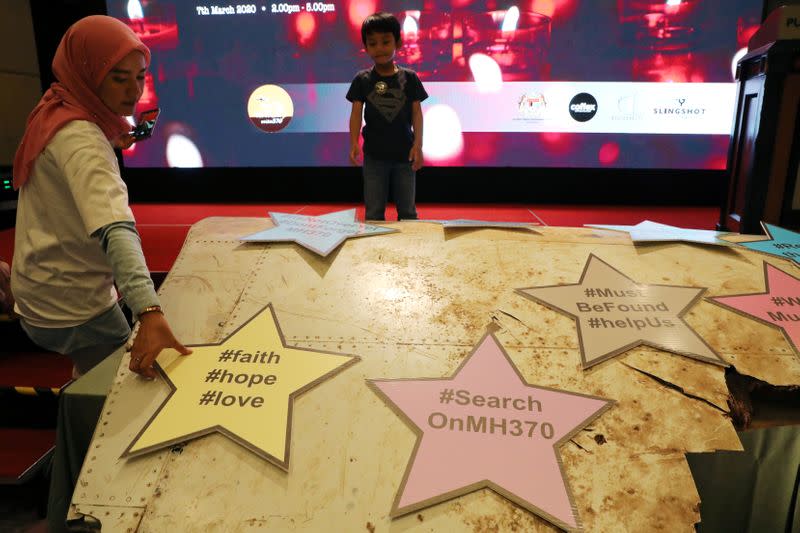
[569,93,598,122]
[652,97,706,118]
[247,85,294,133]
[611,94,641,121]
[518,92,548,119]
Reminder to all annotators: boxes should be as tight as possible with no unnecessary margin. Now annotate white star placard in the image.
[240,209,397,256]
[422,219,539,231]
[586,220,732,246]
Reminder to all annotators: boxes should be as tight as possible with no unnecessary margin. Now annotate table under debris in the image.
[67,217,800,532]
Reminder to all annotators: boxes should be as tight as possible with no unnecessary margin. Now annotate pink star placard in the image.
[708,262,800,356]
[368,332,613,530]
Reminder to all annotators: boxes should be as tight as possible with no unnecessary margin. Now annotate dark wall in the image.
[28,0,107,92]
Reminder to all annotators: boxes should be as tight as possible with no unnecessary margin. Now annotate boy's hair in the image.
[361,12,401,45]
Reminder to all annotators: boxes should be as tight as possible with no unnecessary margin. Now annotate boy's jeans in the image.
[363,155,418,221]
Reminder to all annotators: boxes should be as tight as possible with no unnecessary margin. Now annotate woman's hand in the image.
[129,312,192,379]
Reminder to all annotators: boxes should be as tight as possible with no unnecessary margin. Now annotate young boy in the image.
[346,12,428,221]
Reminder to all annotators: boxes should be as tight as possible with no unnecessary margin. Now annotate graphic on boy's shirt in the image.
[247,84,294,132]
[368,81,407,123]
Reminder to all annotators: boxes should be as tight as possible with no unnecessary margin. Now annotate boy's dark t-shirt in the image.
[346,66,428,162]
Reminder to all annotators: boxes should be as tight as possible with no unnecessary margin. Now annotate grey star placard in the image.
[421,219,540,231]
[586,220,732,246]
[516,254,727,369]
[240,209,397,256]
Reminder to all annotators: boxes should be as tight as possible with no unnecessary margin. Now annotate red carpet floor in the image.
[1,203,720,272]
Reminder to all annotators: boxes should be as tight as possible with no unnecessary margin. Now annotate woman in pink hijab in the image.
[11,15,190,378]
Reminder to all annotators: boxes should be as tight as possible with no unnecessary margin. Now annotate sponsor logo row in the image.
[516,91,709,123]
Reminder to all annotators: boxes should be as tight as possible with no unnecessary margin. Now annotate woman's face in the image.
[98,50,146,116]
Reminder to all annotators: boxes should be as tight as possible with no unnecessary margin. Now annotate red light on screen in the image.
[598,142,620,165]
[737,16,759,49]
[464,133,499,163]
[295,12,317,46]
[529,0,556,17]
[135,72,158,116]
[126,1,179,50]
[706,156,727,170]
[137,21,179,49]
[632,52,705,83]
[347,0,377,33]
[529,0,577,19]
[539,131,575,155]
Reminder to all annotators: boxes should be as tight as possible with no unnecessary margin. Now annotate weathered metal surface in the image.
[69,219,800,531]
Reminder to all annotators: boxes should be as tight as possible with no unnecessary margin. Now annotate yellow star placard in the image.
[123,305,359,469]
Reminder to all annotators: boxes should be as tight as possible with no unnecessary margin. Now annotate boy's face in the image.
[365,31,399,68]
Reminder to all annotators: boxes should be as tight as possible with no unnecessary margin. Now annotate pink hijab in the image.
[13,15,150,189]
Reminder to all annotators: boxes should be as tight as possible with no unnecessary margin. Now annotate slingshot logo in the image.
[652,97,706,117]
[569,93,598,122]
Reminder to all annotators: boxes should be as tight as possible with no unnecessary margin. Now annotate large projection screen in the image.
[109,0,763,169]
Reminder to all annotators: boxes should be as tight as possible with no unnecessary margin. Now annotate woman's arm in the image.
[98,222,191,378]
[96,221,157,315]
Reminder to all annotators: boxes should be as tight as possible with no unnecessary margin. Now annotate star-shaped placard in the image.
[516,254,726,369]
[240,208,396,256]
[734,222,800,267]
[422,219,540,231]
[586,220,732,246]
[708,262,800,356]
[369,332,612,530]
[123,305,359,469]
